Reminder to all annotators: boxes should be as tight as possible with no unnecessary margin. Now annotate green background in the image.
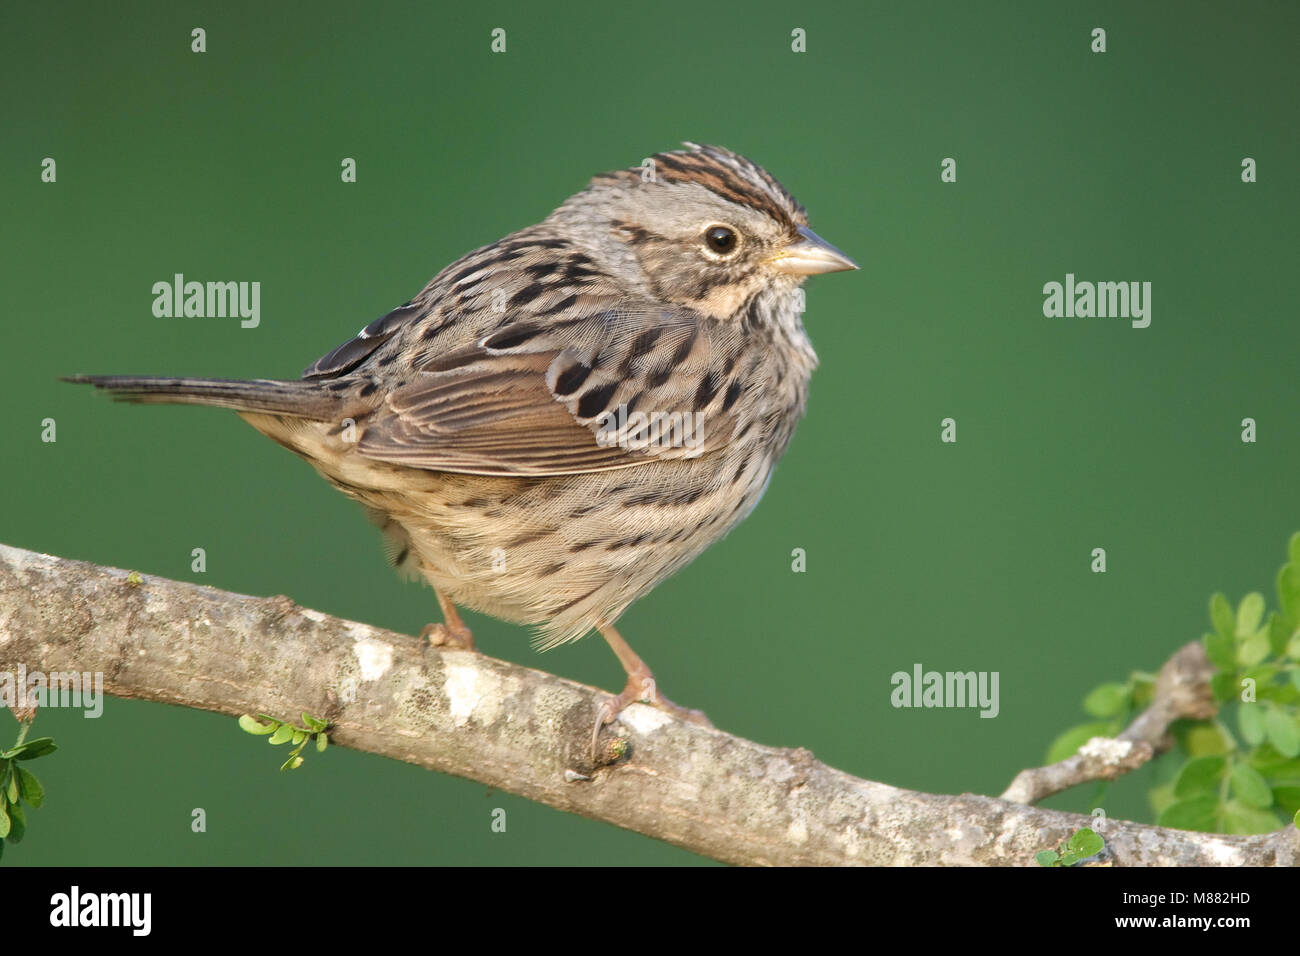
[2,1,1296,864]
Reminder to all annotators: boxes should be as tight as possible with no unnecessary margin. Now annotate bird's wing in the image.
[354,306,750,476]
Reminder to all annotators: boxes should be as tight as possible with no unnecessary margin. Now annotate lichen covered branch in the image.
[0,543,1292,866]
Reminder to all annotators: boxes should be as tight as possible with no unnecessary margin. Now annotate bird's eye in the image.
[703,225,739,256]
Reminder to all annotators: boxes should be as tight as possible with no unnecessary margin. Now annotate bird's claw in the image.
[589,675,712,763]
[420,621,475,651]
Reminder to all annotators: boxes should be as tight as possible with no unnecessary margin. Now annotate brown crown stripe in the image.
[651,152,802,228]
[593,146,806,230]
[681,146,804,215]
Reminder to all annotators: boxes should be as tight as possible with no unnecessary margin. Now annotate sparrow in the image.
[69,143,858,754]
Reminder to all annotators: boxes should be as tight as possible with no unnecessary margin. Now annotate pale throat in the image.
[685,278,760,320]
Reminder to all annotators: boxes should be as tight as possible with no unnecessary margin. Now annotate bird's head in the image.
[553,143,858,322]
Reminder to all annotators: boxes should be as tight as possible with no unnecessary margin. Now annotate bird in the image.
[68,143,858,754]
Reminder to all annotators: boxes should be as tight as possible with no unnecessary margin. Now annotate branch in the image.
[1001,642,1217,805]
[1,543,1295,866]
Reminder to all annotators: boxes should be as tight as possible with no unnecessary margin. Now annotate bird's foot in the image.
[420,620,475,651]
[590,670,712,762]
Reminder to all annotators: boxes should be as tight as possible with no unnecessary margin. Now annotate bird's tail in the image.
[64,375,339,420]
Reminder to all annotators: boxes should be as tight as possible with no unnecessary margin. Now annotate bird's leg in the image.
[420,589,475,650]
[592,623,711,759]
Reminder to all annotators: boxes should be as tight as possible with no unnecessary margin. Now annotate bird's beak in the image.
[769,226,859,275]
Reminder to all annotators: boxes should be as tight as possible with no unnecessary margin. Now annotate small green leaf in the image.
[6,799,24,843]
[1222,800,1282,835]
[302,713,327,732]
[1236,593,1265,637]
[1130,675,1157,709]
[279,755,304,772]
[1204,630,1236,671]
[1274,682,1300,706]
[1248,748,1300,778]
[1272,786,1300,817]
[1045,722,1114,764]
[238,715,277,735]
[1035,850,1060,866]
[0,804,10,839]
[316,733,328,753]
[1066,827,1104,858]
[13,737,56,760]
[1209,672,1237,703]
[15,767,43,809]
[268,724,295,745]
[1180,721,1232,757]
[1242,662,1280,688]
[1157,795,1220,833]
[1239,703,1266,746]
[1237,631,1272,668]
[1263,707,1300,757]
[1230,763,1273,808]
[1174,756,1227,798]
[1258,676,1299,705]
[1279,565,1300,623]
[6,772,17,804]
[1083,683,1129,718]
[1211,593,1235,637]
[291,730,307,746]
[1269,614,1290,657]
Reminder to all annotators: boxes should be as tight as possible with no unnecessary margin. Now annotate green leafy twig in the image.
[0,721,56,862]
[239,713,330,771]
[1149,534,1300,834]
[1045,532,1300,835]
[1036,827,1105,866]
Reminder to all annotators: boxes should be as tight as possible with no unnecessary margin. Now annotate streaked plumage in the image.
[69,144,856,738]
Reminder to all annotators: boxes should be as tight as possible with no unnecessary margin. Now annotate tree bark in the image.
[1,542,1295,866]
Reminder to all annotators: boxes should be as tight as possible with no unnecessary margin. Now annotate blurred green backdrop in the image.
[2,0,1297,864]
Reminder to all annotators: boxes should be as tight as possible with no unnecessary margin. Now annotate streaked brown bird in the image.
[69,144,857,751]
